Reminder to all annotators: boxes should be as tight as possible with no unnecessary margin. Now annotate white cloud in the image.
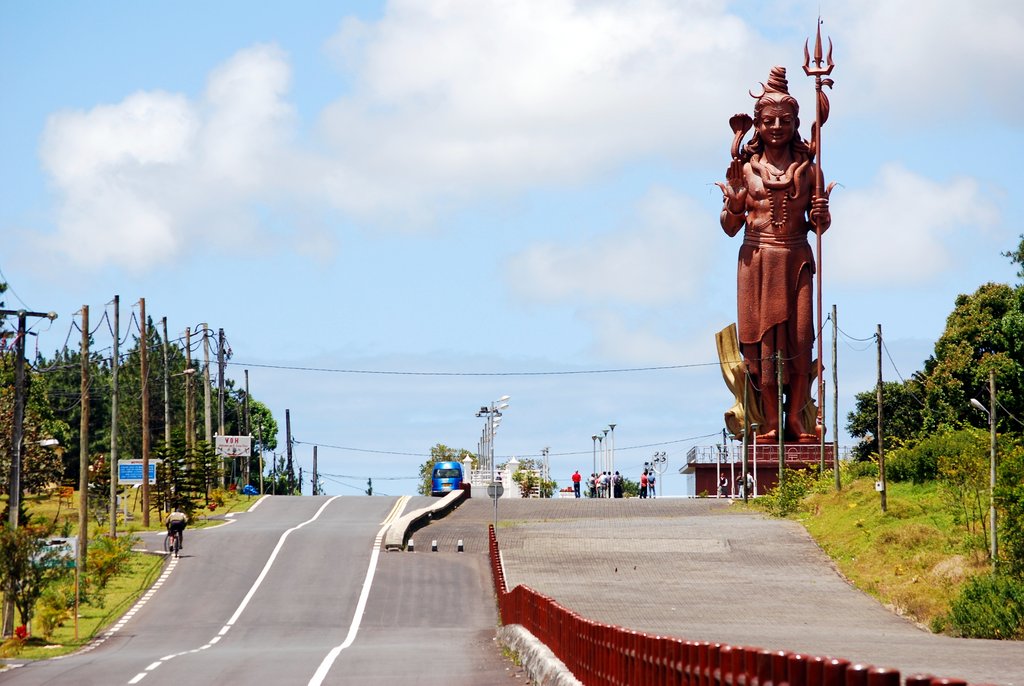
[836,0,1024,121]
[828,163,999,285]
[507,187,714,306]
[317,0,772,220]
[37,44,296,271]
[35,1,1021,272]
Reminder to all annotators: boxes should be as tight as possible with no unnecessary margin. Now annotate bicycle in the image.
[164,529,182,558]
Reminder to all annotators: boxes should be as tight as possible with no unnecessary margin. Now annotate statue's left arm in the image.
[809,166,832,233]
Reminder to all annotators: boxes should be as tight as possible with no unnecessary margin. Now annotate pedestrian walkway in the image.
[411,496,1023,686]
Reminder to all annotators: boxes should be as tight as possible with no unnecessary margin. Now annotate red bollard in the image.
[844,663,871,686]
[770,651,789,686]
[902,676,935,686]
[805,656,826,686]
[822,658,850,686]
[718,644,738,686]
[866,668,900,686]
[755,649,774,686]
[743,646,764,686]
[787,653,809,686]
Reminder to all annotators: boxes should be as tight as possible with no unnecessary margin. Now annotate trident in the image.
[803,19,835,450]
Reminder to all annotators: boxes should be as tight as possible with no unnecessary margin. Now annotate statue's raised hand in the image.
[716,159,747,213]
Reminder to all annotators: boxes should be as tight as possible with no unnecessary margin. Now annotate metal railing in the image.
[488,525,976,686]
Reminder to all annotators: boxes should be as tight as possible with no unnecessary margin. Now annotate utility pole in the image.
[777,351,785,485]
[312,445,318,495]
[109,296,119,538]
[244,369,250,486]
[832,304,840,491]
[185,327,194,454]
[162,317,171,446]
[877,324,887,513]
[285,409,294,494]
[140,299,151,527]
[258,422,265,495]
[78,305,90,571]
[202,323,212,444]
[741,365,750,503]
[217,327,226,486]
[987,370,997,565]
[217,328,225,437]
[2,308,57,637]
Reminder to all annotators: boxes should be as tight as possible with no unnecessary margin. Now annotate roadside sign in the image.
[36,537,77,568]
[215,435,252,457]
[118,459,159,485]
[487,482,504,499]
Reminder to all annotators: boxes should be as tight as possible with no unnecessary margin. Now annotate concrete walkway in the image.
[417,496,1023,686]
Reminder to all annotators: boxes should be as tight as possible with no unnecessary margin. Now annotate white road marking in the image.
[307,495,410,686]
[126,496,342,683]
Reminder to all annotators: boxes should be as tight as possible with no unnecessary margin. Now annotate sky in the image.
[2,0,1022,497]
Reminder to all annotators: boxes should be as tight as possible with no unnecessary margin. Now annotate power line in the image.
[229,360,718,377]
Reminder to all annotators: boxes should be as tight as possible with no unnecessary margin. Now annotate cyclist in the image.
[166,507,188,551]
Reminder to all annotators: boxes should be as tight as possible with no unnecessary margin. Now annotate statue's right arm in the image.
[716,160,746,236]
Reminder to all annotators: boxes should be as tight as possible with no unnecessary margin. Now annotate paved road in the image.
[422,496,1024,686]
[1,496,525,686]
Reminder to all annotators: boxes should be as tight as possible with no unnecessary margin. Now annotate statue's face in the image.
[756,102,797,148]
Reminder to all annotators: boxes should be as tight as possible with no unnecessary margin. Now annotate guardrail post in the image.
[844,663,871,686]
[822,658,849,686]
[866,668,900,686]
[787,653,809,686]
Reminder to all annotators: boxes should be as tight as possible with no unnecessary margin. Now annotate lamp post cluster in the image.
[476,395,510,486]
[589,424,616,498]
[477,396,509,531]
[645,451,667,497]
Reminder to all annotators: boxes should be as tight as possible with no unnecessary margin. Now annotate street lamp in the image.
[601,429,609,497]
[608,423,617,491]
[477,396,510,528]
[591,435,598,496]
[971,384,997,566]
[647,451,667,497]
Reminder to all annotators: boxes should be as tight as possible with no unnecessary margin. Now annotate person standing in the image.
[640,471,649,499]
[571,470,582,498]
[648,473,656,498]
[719,475,729,498]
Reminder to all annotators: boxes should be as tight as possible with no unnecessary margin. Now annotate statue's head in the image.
[741,65,807,157]
[752,66,800,128]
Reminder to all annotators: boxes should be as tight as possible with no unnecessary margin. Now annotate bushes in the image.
[939,573,1024,639]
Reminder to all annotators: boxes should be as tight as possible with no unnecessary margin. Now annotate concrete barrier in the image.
[383,486,468,551]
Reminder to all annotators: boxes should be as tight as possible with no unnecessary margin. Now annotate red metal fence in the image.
[488,525,983,686]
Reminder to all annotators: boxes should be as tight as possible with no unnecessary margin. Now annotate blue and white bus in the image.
[430,461,463,497]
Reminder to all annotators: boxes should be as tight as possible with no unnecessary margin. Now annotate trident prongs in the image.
[803,18,835,77]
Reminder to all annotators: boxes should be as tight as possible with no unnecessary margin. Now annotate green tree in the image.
[846,380,926,462]
[508,457,556,498]
[997,440,1024,578]
[0,387,65,495]
[0,527,69,630]
[922,283,1023,434]
[935,428,991,546]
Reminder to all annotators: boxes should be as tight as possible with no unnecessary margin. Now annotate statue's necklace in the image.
[754,155,798,228]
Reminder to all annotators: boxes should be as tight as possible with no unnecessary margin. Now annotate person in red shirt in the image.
[571,470,582,498]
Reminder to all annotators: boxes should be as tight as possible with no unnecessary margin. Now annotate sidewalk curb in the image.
[497,624,583,686]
